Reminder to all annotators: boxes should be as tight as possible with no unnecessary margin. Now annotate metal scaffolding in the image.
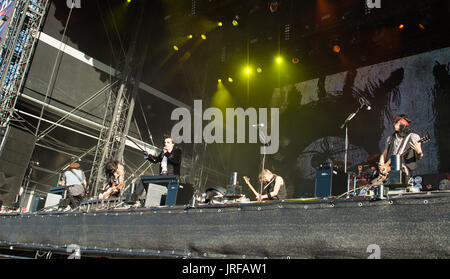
[88,0,148,197]
[0,0,50,136]
[88,81,131,197]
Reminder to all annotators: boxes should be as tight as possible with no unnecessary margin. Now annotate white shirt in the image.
[161,156,168,173]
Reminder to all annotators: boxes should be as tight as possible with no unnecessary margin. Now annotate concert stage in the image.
[1,191,449,259]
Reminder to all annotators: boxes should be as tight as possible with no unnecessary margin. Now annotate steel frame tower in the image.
[0,0,50,143]
[88,0,148,197]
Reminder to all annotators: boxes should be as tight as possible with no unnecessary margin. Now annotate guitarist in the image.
[60,162,87,209]
[243,169,287,201]
[378,114,424,183]
[98,159,125,200]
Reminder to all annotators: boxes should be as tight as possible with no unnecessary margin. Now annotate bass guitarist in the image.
[378,114,424,184]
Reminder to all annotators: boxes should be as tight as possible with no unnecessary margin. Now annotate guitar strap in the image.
[263,177,276,190]
[398,133,412,155]
[398,133,412,176]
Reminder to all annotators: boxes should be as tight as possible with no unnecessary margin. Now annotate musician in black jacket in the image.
[144,135,182,176]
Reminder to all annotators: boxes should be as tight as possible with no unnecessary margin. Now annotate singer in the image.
[144,135,182,176]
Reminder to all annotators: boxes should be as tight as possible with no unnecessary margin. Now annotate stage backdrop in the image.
[270,47,450,197]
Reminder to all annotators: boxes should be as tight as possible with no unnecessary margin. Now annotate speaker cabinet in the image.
[0,126,35,206]
[145,183,168,207]
[315,167,333,198]
[315,166,347,198]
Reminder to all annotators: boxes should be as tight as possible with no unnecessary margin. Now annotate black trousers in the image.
[67,194,84,208]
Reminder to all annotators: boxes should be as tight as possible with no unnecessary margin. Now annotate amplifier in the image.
[314,166,347,198]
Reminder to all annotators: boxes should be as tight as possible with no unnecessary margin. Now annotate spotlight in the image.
[232,20,238,26]
[275,56,282,63]
[257,67,262,73]
[291,57,300,64]
[418,23,425,30]
[398,24,405,30]
[218,79,222,83]
[245,67,251,74]
[332,44,341,53]
[228,77,233,83]
[127,0,131,3]
[187,34,193,39]
[173,45,179,51]
[218,22,223,27]
[201,34,207,40]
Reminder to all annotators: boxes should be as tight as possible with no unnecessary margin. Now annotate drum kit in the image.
[344,153,381,197]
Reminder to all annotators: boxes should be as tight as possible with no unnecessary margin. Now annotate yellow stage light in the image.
[187,34,193,39]
[218,22,223,27]
[201,34,207,40]
[257,67,262,73]
[228,77,233,82]
[173,45,179,51]
[232,20,238,26]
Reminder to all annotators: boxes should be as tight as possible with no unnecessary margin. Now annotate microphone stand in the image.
[340,99,366,197]
[256,125,267,201]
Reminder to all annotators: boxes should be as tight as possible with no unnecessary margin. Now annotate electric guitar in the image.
[243,176,260,199]
[371,134,431,185]
[99,181,125,200]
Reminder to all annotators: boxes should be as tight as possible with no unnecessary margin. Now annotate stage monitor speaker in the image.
[0,126,35,207]
[145,183,168,207]
[141,176,194,206]
[44,193,62,208]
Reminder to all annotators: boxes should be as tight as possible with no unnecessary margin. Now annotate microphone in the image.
[340,112,356,129]
[359,97,371,111]
[252,123,265,127]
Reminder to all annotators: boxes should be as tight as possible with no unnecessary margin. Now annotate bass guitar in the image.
[243,176,260,200]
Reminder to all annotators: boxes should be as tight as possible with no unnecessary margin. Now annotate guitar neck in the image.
[244,177,259,197]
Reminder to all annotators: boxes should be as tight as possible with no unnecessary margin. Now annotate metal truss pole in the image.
[88,1,148,196]
[0,0,50,132]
